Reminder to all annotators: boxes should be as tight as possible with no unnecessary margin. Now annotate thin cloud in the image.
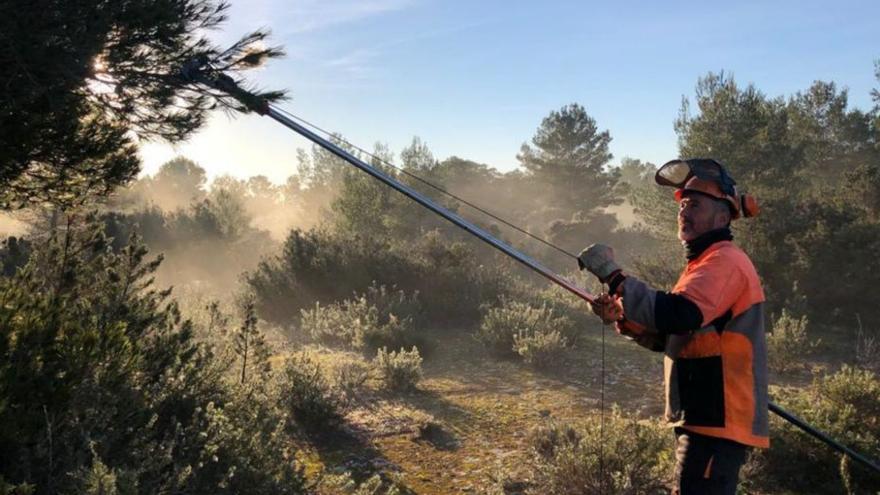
[323,48,379,80]
[273,0,416,35]
[318,20,493,84]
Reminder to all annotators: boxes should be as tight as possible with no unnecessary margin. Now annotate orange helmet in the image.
[656,158,758,219]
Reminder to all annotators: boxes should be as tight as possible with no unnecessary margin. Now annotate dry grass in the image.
[277,325,665,493]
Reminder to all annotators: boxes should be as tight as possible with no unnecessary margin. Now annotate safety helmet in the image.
[655,158,759,219]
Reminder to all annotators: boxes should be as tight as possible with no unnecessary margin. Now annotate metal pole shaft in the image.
[769,401,880,474]
[264,106,596,304]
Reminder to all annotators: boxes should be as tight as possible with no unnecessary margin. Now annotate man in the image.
[578,158,766,495]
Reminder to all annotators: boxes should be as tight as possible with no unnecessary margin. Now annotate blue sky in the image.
[139,0,880,183]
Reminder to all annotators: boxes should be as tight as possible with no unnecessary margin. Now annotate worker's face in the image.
[678,193,729,242]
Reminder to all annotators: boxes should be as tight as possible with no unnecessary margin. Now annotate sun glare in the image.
[88,54,116,95]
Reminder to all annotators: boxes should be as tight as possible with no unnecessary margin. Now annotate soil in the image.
[290,324,669,493]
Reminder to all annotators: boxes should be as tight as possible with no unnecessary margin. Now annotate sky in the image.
[139,0,880,184]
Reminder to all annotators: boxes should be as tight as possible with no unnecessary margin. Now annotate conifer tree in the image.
[234,297,270,386]
[0,0,285,210]
[517,103,620,213]
[516,103,622,256]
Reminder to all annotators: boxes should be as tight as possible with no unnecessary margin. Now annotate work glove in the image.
[589,293,624,324]
[577,244,621,283]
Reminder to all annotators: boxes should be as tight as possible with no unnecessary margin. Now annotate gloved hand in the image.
[578,244,621,282]
[589,293,624,324]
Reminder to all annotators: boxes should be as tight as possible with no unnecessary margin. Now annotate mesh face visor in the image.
[656,159,737,196]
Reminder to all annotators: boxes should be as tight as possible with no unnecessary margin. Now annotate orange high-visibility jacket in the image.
[616,240,769,448]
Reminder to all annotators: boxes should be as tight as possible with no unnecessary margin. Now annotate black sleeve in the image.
[654,291,704,335]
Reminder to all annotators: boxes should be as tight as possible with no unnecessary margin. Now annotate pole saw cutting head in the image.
[179,54,273,115]
[655,158,759,219]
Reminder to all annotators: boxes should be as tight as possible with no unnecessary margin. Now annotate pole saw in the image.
[179,58,880,477]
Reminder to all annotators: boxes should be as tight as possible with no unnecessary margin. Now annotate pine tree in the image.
[674,72,799,195]
[0,0,285,210]
[331,142,405,238]
[233,297,270,386]
[516,104,622,257]
[0,216,307,493]
[517,103,620,213]
[675,69,880,329]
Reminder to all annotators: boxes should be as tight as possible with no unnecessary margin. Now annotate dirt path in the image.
[303,327,668,493]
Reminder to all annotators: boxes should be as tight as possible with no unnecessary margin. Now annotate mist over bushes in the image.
[248,228,514,328]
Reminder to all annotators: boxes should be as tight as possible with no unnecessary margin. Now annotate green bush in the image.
[247,228,513,328]
[364,283,424,329]
[527,408,673,494]
[0,236,32,277]
[301,298,376,349]
[278,352,342,430]
[745,366,880,494]
[101,199,275,291]
[0,218,307,494]
[406,230,512,325]
[476,300,574,361]
[247,229,411,325]
[332,360,371,409]
[535,281,597,335]
[360,284,424,353]
[854,316,878,372]
[361,313,420,357]
[768,309,819,373]
[299,284,423,353]
[514,329,568,369]
[373,347,423,392]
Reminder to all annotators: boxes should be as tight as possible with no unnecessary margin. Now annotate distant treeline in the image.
[51,69,880,335]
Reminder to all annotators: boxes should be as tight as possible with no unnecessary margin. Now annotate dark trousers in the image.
[672,428,749,495]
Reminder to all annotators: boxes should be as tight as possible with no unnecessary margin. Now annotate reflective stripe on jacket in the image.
[616,240,769,448]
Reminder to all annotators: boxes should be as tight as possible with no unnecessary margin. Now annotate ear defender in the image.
[740,194,759,218]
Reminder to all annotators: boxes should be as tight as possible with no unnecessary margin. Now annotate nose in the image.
[679,203,691,222]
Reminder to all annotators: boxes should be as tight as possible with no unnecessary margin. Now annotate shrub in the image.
[360,284,424,353]
[768,309,819,373]
[514,330,568,369]
[247,227,514,328]
[0,236,32,277]
[101,201,275,292]
[0,218,307,494]
[407,230,512,325]
[745,366,880,494]
[476,300,574,361]
[527,408,673,494]
[332,360,371,409]
[247,229,416,325]
[300,284,423,354]
[277,352,342,430]
[374,347,423,392]
[364,282,424,328]
[535,281,597,338]
[361,313,420,356]
[301,298,375,349]
[854,315,879,372]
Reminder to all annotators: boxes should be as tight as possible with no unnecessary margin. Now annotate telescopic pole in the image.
[769,401,880,473]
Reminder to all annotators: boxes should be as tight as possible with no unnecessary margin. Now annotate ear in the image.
[713,200,732,228]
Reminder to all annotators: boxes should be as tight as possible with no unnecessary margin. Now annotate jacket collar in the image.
[684,227,733,261]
